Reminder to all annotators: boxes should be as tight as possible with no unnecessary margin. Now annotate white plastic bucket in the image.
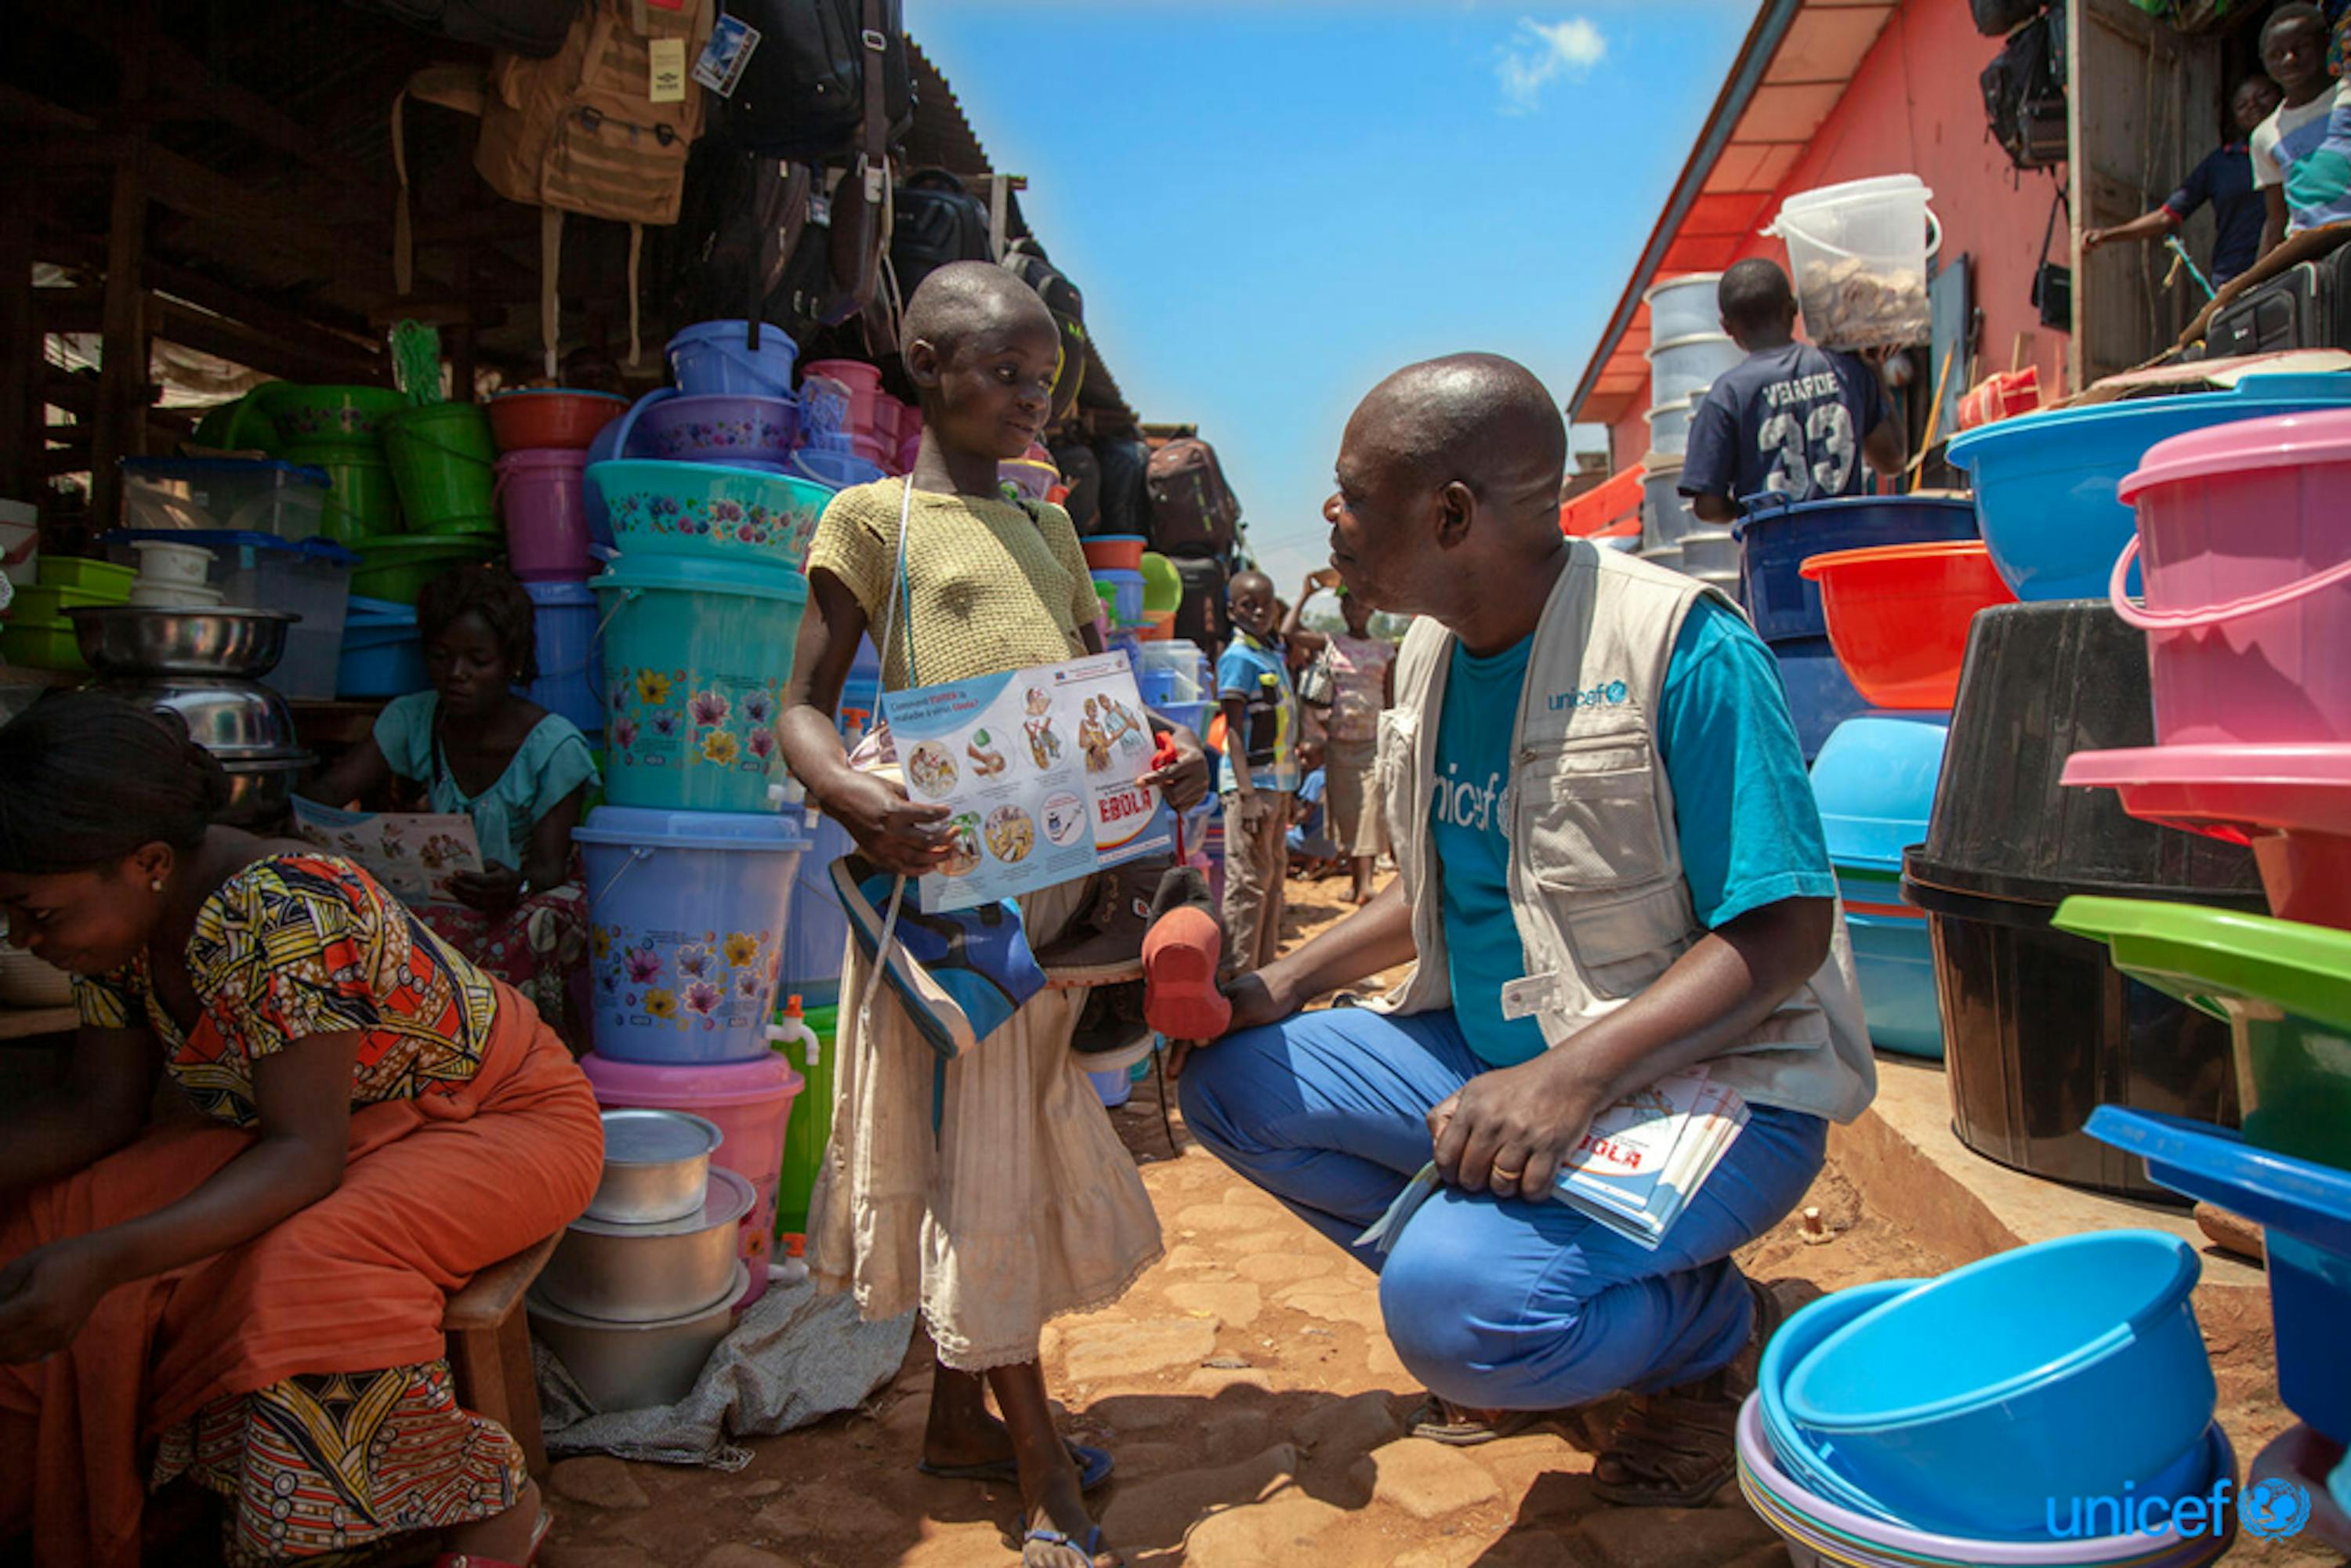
[1764,176,1942,350]
[1646,334,1743,407]
[1644,273,1725,343]
[1644,397,1695,456]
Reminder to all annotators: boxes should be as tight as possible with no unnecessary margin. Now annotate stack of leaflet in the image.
[1361,1066,1749,1251]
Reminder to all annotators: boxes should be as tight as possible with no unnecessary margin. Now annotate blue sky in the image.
[911,1,1755,592]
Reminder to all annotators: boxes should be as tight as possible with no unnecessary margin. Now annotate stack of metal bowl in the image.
[529,1109,754,1412]
[67,606,312,827]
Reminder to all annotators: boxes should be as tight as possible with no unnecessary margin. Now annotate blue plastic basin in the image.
[1737,494,1978,644]
[1812,713,1951,871]
[585,458,829,574]
[1945,372,2351,602]
[1845,909,1944,1059]
[1784,1230,2215,1538]
[1759,1280,1922,1520]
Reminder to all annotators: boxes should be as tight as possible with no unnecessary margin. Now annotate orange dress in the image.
[1,853,603,1568]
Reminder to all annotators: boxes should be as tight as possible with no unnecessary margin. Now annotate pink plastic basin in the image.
[495,448,592,582]
[580,1050,804,1307]
[2115,411,2351,747]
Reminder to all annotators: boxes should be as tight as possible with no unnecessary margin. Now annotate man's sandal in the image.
[1405,1394,1544,1447]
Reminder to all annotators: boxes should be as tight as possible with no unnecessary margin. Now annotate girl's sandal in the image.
[1023,1524,1114,1567]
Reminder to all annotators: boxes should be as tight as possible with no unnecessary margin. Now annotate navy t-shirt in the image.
[1679,342,1891,511]
[2166,140,2265,284]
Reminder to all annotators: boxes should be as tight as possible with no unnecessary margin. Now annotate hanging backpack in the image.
[890,169,994,302]
[1049,440,1102,534]
[713,0,914,163]
[1969,0,2041,37]
[663,142,811,331]
[1002,239,1089,425]
[1094,436,1152,540]
[1145,436,1241,558]
[356,0,582,56]
[1170,555,1230,650]
[1980,11,2068,171]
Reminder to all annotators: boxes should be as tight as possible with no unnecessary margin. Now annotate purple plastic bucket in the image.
[636,394,800,466]
[497,447,592,581]
[666,320,797,399]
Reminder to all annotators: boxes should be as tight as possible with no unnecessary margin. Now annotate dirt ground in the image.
[534,874,2346,1568]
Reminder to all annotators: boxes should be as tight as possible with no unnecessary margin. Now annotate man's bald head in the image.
[904,261,1057,361]
[1348,354,1567,538]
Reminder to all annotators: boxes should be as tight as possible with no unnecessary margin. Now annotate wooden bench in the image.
[442,1230,560,1476]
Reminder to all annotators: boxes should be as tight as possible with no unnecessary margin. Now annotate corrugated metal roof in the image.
[1567,0,1899,426]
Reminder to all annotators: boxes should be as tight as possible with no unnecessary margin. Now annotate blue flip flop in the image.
[1023,1523,1105,1564]
[918,1439,1114,1492]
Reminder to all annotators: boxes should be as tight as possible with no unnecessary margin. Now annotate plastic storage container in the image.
[595,556,808,813]
[1763,176,1940,349]
[497,448,592,581]
[106,530,355,701]
[1737,494,1980,645]
[338,596,428,698]
[667,320,796,399]
[2111,410,2351,748]
[119,458,328,539]
[1800,541,2016,711]
[580,1049,804,1307]
[576,805,808,1065]
[1643,272,1725,344]
[1946,372,2351,603]
[524,579,603,738]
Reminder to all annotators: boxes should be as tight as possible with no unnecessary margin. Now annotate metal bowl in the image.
[538,1165,753,1324]
[216,750,314,828]
[528,1262,749,1412]
[67,605,297,679]
[83,676,298,755]
[584,1108,726,1225]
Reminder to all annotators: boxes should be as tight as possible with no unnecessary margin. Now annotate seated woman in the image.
[0,695,603,1568]
[311,566,596,1042]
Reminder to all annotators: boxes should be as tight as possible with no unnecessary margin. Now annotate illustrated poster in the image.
[292,798,485,908]
[883,654,1170,912]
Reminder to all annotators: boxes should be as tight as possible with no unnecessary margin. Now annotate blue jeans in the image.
[1178,1005,1827,1410]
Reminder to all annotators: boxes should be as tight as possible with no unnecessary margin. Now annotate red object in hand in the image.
[1143,904,1229,1040]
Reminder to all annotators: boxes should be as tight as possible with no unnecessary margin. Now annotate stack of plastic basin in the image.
[1736,494,1978,760]
[802,358,889,469]
[1741,1233,2230,1560]
[1811,714,1949,1058]
[258,384,409,543]
[1901,600,2262,1202]
[1,555,133,671]
[1800,541,2016,711]
[1945,371,2351,603]
[574,803,811,1305]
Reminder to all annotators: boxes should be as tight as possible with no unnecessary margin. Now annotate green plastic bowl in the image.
[349,531,502,604]
[1139,550,1183,615]
[255,384,409,441]
[0,619,89,672]
[191,393,284,456]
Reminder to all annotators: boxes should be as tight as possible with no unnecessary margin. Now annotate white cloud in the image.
[1497,16,1606,113]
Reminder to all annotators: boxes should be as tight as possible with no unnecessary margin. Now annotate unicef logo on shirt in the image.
[2240,1477,2312,1540]
[1549,679,1630,712]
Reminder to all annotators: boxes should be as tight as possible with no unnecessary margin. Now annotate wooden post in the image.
[89,7,152,533]
[0,202,33,502]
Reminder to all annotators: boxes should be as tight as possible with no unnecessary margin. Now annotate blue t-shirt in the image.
[1431,596,1838,1067]
[1680,342,1891,512]
[2165,139,2266,284]
[1288,768,1336,856]
[1216,631,1301,793]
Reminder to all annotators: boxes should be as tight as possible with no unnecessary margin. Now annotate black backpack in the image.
[1969,0,2041,36]
[1981,11,2068,170]
[1002,240,1089,424]
[1145,436,1242,558]
[891,169,994,302]
[1171,556,1230,650]
[1094,436,1153,540]
[663,141,808,331]
[1049,440,1103,535]
[715,0,915,165]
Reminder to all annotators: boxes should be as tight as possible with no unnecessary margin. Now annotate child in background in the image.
[1287,736,1339,876]
[309,564,596,1042]
[1217,570,1301,976]
[2251,2,2351,255]
[778,263,1206,1568]
[1282,574,1395,904]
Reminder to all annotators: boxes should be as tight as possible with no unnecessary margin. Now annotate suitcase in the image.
[2203,251,2351,357]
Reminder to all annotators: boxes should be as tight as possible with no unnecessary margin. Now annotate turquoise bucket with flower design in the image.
[584,458,829,573]
[575,805,808,1064]
[593,555,808,814]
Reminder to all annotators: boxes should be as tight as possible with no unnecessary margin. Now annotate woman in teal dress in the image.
[312,567,596,1041]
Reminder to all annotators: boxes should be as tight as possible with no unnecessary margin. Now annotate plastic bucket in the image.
[1947,372,2351,603]
[1763,176,1940,350]
[1643,273,1724,344]
[1646,332,1742,407]
[2112,410,2351,748]
[497,448,592,581]
[595,556,808,813]
[635,393,800,465]
[1641,461,1700,551]
[523,579,602,737]
[580,1048,804,1305]
[487,389,628,452]
[773,1001,839,1252]
[1643,397,1694,457]
[288,440,400,544]
[802,358,883,435]
[667,320,796,399]
[780,812,852,1007]
[1801,541,2016,710]
[1813,712,1951,1058]
[585,458,829,574]
[789,449,889,492]
[1737,494,1979,644]
[577,804,808,1066]
[382,404,497,534]
[1767,636,1871,762]
[1091,1068,1132,1108]
[1093,567,1146,628]
[338,612,427,698]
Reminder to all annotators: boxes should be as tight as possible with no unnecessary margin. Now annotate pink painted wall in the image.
[1609,0,2070,467]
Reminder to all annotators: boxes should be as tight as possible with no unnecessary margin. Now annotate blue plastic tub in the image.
[789,449,889,492]
[2088,1106,2351,1445]
[1945,372,2351,603]
[780,811,851,1009]
[1759,1280,1921,1519]
[1092,567,1146,628]
[338,599,427,699]
[1784,1230,2215,1538]
[1091,1067,1132,1108]
[523,579,602,737]
[1845,911,1943,1059]
[576,805,808,1065]
[585,458,829,574]
[666,319,797,399]
[1812,712,1950,1057]
[1737,494,1978,645]
[594,556,808,813]
[1768,636,1872,762]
